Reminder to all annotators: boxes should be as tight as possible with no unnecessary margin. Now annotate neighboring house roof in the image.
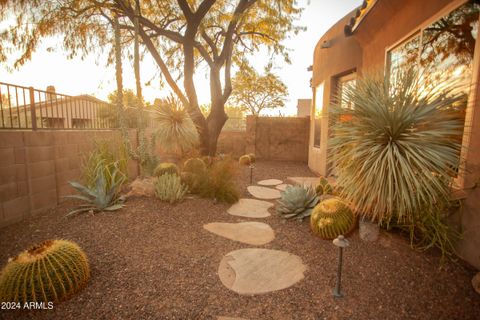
[14,94,110,112]
[344,0,379,36]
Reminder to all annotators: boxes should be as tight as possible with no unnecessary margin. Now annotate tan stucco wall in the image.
[310,0,480,268]
[309,11,362,175]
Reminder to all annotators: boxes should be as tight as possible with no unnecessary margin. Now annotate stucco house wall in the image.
[310,0,480,268]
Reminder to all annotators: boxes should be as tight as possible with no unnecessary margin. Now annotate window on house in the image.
[337,73,357,110]
[313,83,324,148]
[388,1,479,91]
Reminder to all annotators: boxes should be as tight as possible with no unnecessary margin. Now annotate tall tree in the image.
[0,0,303,155]
[229,65,288,115]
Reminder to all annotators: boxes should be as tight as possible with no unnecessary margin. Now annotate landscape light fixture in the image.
[332,234,350,298]
[249,164,255,184]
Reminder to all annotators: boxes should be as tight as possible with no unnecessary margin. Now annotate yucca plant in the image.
[154,95,199,154]
[329,69,465,258]
[276,185,319,221]
[66,166,126,216]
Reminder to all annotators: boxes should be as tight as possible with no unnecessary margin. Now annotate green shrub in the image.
[154,162,179,177]
[310,198,356,240]
[65,165,125,216]
[276,185,319,221]
[238,154,251,166]
[155,173,188,204]
[0,239,90,303]
[181,171,201,194]
[198,158,239,204]
[183,158,207,174]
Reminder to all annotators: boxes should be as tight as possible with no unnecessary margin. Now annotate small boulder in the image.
[126,177,156,198]
[473,272,480,295]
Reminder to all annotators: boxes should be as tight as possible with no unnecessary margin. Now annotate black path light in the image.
[332,234,350,298]
[249,164,255,184]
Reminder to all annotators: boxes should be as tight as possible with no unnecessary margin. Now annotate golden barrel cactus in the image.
[238,155,251,166]
[183,158,207,174]
[310,198,356,240]
[154,162,179,177]
[0,239,90,303]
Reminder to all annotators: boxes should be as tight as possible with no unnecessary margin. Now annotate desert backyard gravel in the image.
[0,161,479,320]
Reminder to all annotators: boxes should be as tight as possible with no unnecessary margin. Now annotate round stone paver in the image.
[218,248,306,295]
[247,186,282,200]
[275,184,291,191]
[227,198,273,218]
[257,179,283,186]
[204,222,275,245]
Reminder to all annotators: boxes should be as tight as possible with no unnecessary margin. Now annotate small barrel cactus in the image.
[276,185,319,221]
[154,162,179,177]
[183,158,207,174]
[310,198,356,240]
[0,239,90,303]
[238,154,251,166]
[248,153,256,164]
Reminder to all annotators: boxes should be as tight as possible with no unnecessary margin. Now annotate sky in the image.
[0,0,362,116]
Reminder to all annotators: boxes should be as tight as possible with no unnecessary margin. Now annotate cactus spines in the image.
[183,158,207,174]
[238,155,251,166]
[154,162,179,177]
[0,239,90,303]
[248,153,256,164]
[310,198,356,240]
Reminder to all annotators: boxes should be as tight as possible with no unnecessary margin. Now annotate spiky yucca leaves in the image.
[155,173,188,204]
[154,95,198,154]
[153,162,179,177]
[238,154,251,166]
[310,198,356,240]
[183,158,207,174]
[276,185,319,221]
[329,69,465,223]
[66,166,125,216]
[0,240,90,303]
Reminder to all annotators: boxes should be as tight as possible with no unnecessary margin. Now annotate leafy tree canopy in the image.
[229,64,288,115]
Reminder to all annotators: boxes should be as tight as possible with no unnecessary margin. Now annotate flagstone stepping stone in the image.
[275,183,291,191]
[247,186,281,200]
[218,248,306,295]
[204,222,275,245]
[257,179,283,186]
[227,198,273,218]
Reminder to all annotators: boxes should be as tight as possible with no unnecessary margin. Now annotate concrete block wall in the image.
[0,130,139,228]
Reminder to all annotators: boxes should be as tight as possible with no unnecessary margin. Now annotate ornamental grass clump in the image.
[329,69,465,259]
[199,157,240,204]
[0,240,90,303]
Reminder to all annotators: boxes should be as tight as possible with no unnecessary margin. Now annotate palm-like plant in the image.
[154,95,199,154]
[329,69,465,224]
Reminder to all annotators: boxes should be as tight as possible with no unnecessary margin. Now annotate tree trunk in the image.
[206,65,228,155]
[133,0,142,102]
[114,14,124,112]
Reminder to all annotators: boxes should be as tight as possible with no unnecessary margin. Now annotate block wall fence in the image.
[0,116,310,228]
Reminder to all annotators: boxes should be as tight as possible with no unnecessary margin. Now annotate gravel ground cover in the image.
[0,160,478,320]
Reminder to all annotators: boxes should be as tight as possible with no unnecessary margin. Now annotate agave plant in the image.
[154,95,199,154]
[276,185,319,221]
[65,166,126,217]
[329,69,465,224]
